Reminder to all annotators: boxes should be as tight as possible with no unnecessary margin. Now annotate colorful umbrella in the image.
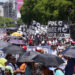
[9,39,25,45]
[0,58,7,66]
[11,32,22,37]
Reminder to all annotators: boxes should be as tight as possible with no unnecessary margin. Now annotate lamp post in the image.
[66,6,72,41]
[67,6,72,23]
[2,5,6,29]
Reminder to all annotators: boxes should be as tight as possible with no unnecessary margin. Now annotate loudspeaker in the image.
[70,25,75,41]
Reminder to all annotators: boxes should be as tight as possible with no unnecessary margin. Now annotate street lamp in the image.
[67,6,72,23]
[2,5,6,28]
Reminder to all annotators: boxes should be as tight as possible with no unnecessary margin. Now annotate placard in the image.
[47,21,70,37]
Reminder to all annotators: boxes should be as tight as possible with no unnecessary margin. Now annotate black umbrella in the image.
[33,53,64,67]
[2,45,25,54]
[0,40,10,49]
[61,46,75,58]
[18,51,40,62]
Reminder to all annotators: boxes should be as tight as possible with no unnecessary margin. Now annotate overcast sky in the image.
[0,0,8,2]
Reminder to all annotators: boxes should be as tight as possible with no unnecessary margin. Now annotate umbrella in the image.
[11,32,22,37]
[8,36,22,39]
[18,51,39,62]
[9,39,25,45]
[72,41,75,44]
[0,58,7,66]
[61,46,75,58]
[33,53,64,67]
[2,45,25,54]
[6,27,17,31]
[0,40,10,49]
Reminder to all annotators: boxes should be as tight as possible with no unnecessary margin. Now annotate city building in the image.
[3,0,17,19]
[0,0,23,19]
[3,2,9,17]
[0,2,4,17]
[11,0,17,19]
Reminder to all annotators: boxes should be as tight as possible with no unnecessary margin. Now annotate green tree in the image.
[21,0,38,25]
[21,0,74,25]
[70,0,75,23]
[17,18,23,24]
[16,18,23,27]
[0,17,16,28]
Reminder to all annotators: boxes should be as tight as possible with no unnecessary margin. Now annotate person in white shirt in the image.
[57,43,65,51]
[49,45,58,56]
[53,37,58,45]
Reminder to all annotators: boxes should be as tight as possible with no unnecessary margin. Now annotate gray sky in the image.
[0,0,8,2]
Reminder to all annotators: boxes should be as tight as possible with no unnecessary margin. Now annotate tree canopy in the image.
[20,0,75,25]
[0,17,16,28]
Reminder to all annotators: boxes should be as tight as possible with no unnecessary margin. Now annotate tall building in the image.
[0,2,4,17]
[12,0,17,19]
[17,0,23,18]
[9,0,17,19]
[3,2,9,17]
[0,0,22,19]
[3,0,17,19]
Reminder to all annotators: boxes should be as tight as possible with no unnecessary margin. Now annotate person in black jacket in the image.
[65,58,75,75]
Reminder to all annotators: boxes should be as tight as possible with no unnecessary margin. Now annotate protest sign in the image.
[47,21,70,37]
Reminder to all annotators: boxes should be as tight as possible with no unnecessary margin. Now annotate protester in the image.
[55,68,64,75]
[31,63,43,75]
[42,66,54,75]
[7,56,22,75]
[28,36,33,46]
[25,62,33,75]
[1,27,74,75]
[5,63,14,75]
[53,37,58,45]
[34,34,40,46]
[5,54,12,63]
[65,58,75,75]
[0,58,7,75]
[57,42,65,55]
[57,42,65,51]
[20,63,26,75]
[49,45,58,56]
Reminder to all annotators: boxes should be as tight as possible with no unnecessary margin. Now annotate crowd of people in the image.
[0,31,75,75]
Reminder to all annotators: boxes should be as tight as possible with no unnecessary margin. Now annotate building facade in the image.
[0,2,4,17]
[0,0,23,19]
[3,2,9,17]
[3,0,17,19]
